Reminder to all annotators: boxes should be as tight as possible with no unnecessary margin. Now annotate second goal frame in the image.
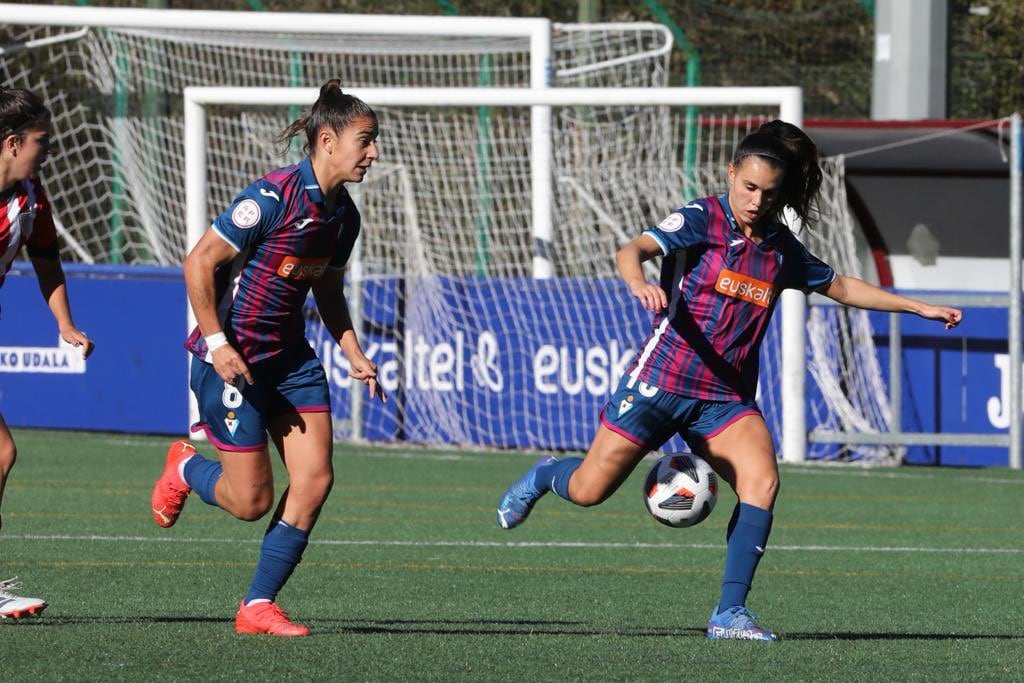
[183,85,810,460]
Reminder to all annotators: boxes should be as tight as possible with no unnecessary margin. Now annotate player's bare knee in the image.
[570,482,611,507]
[293,471,334,507]
[0,441,16,474]
[738,473,779,509]
[233,502,272,522]
[230,488,275,521]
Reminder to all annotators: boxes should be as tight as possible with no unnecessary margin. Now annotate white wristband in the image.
[205,332,228,352]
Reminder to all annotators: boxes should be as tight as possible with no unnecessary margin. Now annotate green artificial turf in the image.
[1,429,1022,681]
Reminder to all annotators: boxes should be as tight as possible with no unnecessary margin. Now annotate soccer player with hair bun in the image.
[151,80,383,636]
[497,120,962,641]
[0,87,95,619]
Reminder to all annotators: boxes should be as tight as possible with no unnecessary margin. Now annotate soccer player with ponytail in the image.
[151,80,383,636]
[497,120,962,640]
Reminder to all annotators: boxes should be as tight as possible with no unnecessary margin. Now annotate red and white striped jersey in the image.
[0,177,59,289]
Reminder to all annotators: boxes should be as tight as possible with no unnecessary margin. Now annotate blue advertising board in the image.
[0,263,1014,466]
[0,263,188,434]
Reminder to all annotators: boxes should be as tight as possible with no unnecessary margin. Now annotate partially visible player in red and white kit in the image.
[0,87,95,619]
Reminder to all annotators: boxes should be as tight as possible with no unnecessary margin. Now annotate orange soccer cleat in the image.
[151,439,195,528]
[235,601,310,637]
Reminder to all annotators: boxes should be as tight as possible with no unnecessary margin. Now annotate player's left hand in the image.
[349,355,387,403]
[921,305,963,330]
[61,326,95,358]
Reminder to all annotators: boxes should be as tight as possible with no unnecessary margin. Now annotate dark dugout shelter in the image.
[807,120,1013,291]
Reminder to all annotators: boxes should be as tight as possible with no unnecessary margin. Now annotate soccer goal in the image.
[1,4,673,265]
[184,85,893,464]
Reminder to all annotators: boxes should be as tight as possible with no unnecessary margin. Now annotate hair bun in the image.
[320,79,343,98]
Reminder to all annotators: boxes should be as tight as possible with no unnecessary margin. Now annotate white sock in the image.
[177,455,195,484]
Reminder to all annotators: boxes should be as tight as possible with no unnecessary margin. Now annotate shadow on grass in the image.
[315,618,707,638]
[11,617,1018,642]
[325,621,1024,640]
[784,632,1024,641]
[3,615,704,637]
[1,615,230,626]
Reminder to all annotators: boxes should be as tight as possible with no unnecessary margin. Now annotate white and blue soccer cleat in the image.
[496,455,558,529]
[0,578,47,619]
[706,605,777,641]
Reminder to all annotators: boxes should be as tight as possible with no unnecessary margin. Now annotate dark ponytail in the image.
[0,87,50,141]
[277,79,376,157]
[732,119,823,227]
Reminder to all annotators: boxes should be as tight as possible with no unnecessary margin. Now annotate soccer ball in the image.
[643,454,718,528]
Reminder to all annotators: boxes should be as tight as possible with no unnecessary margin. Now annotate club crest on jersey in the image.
[715,268,774,308]
[224,410,239,436]
[619,395,634,414]
[657,212,684,233]
[277,256,330,280]
[231,199,261,228]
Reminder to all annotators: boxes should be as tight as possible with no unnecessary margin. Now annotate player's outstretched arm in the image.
[822,274,963,329]
[312,268,386,403]
[30,254,94,358]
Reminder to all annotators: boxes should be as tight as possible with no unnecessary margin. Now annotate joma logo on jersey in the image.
[277,256,329,280]
[715,269,774,307]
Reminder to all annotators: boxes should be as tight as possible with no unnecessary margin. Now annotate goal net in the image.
[2,8,893,462]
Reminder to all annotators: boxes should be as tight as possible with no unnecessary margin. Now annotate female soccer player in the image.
[0,87,94,619]
[151,80,383,636]
[496,120,962,641]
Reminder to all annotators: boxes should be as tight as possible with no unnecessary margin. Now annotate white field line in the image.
[3,534,1022,555]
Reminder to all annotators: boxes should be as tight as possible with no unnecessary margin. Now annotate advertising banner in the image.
[0,265,1013,466]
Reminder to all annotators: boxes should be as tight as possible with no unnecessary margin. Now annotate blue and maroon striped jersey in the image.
[185,157,360,364]
[627,195,835,400]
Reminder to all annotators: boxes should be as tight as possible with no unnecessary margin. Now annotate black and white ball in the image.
[643,454,718,528]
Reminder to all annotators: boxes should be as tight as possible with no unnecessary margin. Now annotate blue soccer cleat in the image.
[496,455,558,529]
[706,605,778,641]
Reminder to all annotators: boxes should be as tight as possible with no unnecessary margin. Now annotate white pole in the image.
[530,21,554,278]
[184,86,803,108]
[0,4,551,37]
[1010,112,1022,470]
[778,89,808,464]
[184,96,207,435]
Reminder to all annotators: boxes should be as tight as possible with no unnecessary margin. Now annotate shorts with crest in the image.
[600,373,761,450]
[190,344,330,452]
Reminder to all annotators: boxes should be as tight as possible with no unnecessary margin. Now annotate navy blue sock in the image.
[182,453,223,507]
[245,520,309,604]
[726,502,742,540]
[544,457,583,502]
[719,502,773,610]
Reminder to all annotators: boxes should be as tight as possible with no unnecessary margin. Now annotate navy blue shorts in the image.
[190,345,330,452]
[600,374,761,450]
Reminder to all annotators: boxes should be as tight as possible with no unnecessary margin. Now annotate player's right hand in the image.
[628,279,668,312]
[211,344,254,387]
[349,354,387,403]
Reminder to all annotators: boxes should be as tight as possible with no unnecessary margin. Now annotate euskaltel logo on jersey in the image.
[714,269,774,307]
[277,256,330,280]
